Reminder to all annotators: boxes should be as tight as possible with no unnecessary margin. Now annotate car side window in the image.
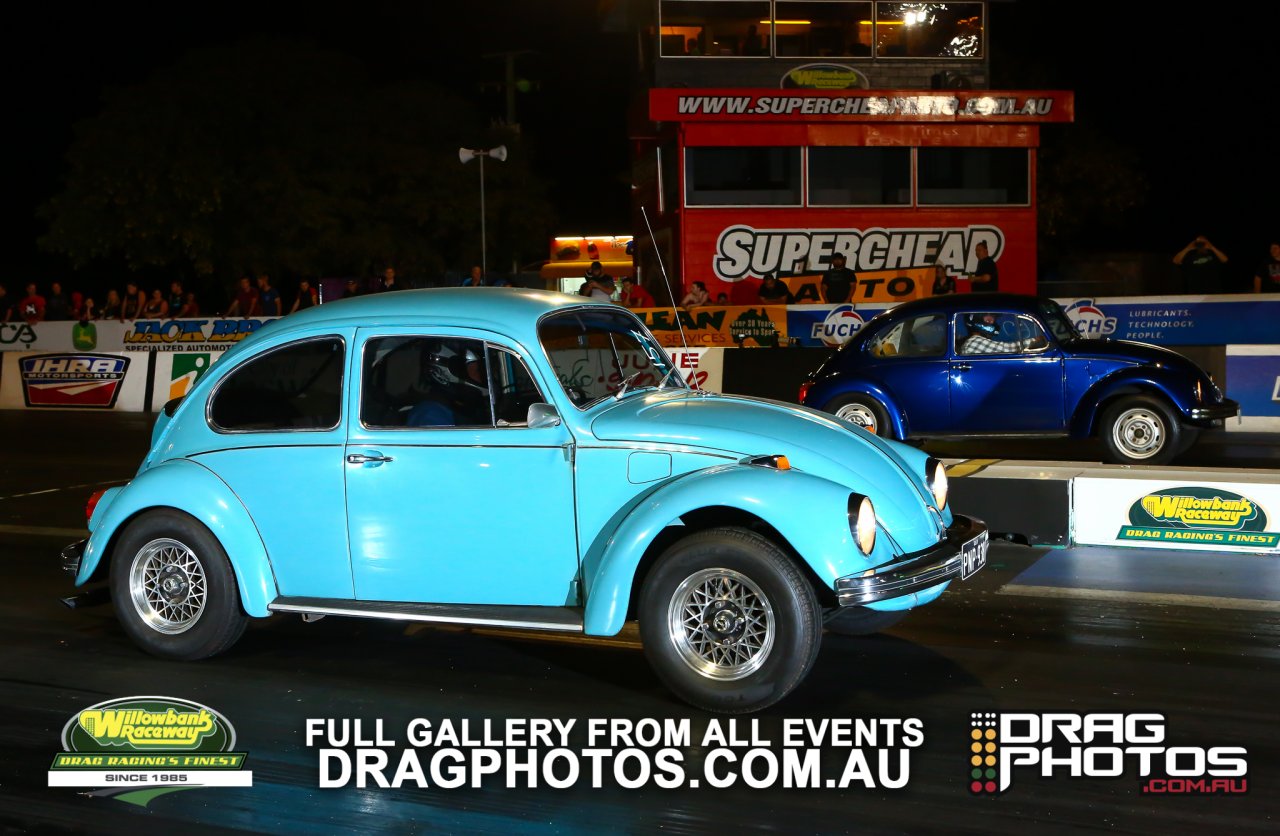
[361,336,501,429]
[955,312,1049,356]
[867,314,946,358]
[209,337,344,432]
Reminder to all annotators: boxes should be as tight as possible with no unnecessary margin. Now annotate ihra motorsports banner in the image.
[1073,478,1280,554]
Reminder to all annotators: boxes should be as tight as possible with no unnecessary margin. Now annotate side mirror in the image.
[527,402,562,429]
[162,397,185,417]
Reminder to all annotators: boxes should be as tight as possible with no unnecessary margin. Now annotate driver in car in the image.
[959,312,1045,355]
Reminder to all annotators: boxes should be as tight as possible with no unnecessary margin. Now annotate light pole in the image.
[458,145,507,283]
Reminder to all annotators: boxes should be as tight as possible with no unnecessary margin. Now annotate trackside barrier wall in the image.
[1,295,1276,425]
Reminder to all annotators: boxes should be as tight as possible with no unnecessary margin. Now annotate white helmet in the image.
[425,342,487,395]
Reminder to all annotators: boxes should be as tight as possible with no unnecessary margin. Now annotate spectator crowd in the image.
[4,240,1275,325]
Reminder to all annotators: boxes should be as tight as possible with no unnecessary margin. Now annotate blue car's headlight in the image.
[926,457,948,510]
[847,493,876,555]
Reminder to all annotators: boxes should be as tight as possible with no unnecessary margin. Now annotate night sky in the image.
[9,1,1278,289]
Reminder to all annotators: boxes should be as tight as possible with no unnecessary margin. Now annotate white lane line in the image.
[0,524,89,538]
[1000,584,1280,612]
[0,480,125,502]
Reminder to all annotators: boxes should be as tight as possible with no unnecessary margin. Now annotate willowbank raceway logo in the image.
[968,712,1247,796]
[49,696,251,805]
[1118,486,1278,548]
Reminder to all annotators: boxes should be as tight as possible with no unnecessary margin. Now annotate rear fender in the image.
[77,459,278,617]
[816,380,908,440]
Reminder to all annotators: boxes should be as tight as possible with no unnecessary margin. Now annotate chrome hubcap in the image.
[129,538,207,634]
[668,568,774,680]
[836,403,878,434]
[1112,408,1165,460]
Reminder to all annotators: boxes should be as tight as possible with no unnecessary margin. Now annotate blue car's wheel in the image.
[639,527,822,713]
[109,510,248,661]
[827,394,890,437]
[1100,395,1181,465]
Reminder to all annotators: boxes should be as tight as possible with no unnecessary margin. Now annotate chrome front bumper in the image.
[834,515,988,606]
[1187,399,1239,422]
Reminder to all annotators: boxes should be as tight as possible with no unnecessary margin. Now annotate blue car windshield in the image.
[1038,300,1080,342]
[538,308,687,408]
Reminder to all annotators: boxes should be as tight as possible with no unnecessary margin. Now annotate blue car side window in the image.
[868,314,946,358]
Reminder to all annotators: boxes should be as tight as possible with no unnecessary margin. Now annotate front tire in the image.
[109,510,248,660]
[1100,395,1182,465]
[826,394,891,437]
[639,527,822,713]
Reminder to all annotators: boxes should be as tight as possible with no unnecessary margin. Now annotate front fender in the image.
[581,464,896,636]
[76,459,278,617]
[1070,369,1192,437]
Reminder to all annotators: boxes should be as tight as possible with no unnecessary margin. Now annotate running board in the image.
[268,597,585,632]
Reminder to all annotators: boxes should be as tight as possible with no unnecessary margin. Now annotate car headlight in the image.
[926,457,948,510]
[847,493,876,555]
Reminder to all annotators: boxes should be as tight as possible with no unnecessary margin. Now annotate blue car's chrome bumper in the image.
[835,515,988,606]
[1187,399,1239,422]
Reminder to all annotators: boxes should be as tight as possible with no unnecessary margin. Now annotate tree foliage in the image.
[40,38,554,282]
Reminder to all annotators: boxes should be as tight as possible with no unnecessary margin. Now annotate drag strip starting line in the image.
[999,584,1280,612]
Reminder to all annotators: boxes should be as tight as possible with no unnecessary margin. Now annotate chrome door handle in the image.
[953,362,972,371]
[346,453,393,464]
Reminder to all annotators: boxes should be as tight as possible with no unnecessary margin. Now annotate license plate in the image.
[960,530,989,580]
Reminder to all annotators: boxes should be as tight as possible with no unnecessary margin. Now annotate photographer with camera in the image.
[1173,235,1228,294]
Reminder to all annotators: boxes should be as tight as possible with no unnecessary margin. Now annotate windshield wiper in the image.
[655,365,684,391]
[615,371,647,400]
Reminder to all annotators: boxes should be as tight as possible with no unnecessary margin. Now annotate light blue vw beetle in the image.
[63,289,987,712]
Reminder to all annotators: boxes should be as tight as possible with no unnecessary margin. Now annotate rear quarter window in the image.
[209,337,344,432]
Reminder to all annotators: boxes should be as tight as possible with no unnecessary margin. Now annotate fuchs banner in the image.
[1059,297,1279,345]
[1224,346,1280,431]
[651,89,1075,123]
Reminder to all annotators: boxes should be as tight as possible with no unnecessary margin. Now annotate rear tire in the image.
[639,527,822,713]
[1100,395,1182,465]
[825,607,910,636]
[826,394,891,438]
[109,510,248,660]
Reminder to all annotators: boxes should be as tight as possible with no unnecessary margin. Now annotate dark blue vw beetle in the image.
[800,293,1238,464]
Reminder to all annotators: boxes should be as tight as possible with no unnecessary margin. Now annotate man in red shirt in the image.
[225,276,260,317]
[619,277,656,308]
[18,283,46,324]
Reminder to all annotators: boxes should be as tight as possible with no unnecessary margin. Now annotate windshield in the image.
[1038,299,1080,343]
[538,308,688,408]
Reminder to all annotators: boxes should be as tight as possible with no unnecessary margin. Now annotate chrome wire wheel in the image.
[128,538,208,635]
[667,568,775,680]
[835,402,878,434]
[1111,407,1166,460]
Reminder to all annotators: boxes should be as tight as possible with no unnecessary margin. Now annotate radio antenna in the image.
[640,205,697,388]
